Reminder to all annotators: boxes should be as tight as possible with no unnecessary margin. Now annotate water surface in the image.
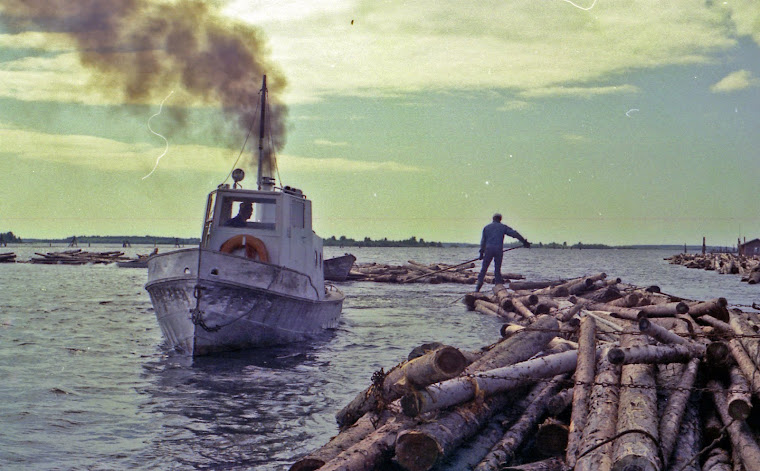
[1,245,757,470]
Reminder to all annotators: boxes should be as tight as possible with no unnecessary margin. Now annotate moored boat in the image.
[324,253,356,281]
[145,76,344,356]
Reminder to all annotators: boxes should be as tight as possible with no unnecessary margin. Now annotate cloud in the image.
[278,153,423,173]
[314,139,349,147]
[229,0,743,103]
[1,1,752,106]
[710,69,759,93]
[520,84,639,99]
[0,125,231,173]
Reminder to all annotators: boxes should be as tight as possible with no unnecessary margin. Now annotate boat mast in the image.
[257,75,267,190]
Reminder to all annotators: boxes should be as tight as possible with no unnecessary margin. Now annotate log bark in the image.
[607,293,641,308]
[318,415,414,471]
[575,347,622,471]
[607,343,700,365]
[638,301,690,317]
[709,380,760,471]
[658,357,699,468]
[402,349,580,417]
[556,301,585,323]
[473,375,567,470]
[290,411,391,471]
[565,316,596,468]
[731,312,760,369]
[668,395,702,471]
[439,384,546,471]
[501,457,569,471]
[611,331,661,471]
[335,346,467,427]
[703,447,732,471]
[688,298,730,321]
[638,316,691,345]
[474,299,524,323]
[727,339,760,399]
[510,297,536,320]
[464,315,560,374]
[728,364,753,420]
[395,391,517,471]
[546,387,574,416]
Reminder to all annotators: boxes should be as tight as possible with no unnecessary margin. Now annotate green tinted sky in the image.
[1,0,759,245]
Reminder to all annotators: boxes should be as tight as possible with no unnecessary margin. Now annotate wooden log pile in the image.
[666,252,760,284]
[29,249,132,265]
[290,272,760,471]
[345,260,525,284]
[0,252,16,263]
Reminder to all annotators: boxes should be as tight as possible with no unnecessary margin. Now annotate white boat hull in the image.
[145,249,344,356]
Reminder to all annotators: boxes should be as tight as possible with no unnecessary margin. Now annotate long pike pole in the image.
[402,246,522,284]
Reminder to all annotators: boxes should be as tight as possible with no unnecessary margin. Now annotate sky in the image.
[1,0,759,246]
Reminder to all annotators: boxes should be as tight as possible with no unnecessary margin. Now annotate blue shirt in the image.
[480,221,523,251]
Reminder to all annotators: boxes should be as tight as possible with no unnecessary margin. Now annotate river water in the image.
[1,244,758,470]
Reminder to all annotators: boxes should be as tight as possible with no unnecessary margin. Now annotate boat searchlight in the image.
[231,168,245,188]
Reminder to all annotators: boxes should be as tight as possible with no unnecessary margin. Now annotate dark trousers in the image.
[477,246,504,286]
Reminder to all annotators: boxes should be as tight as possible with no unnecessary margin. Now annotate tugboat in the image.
[145,76,344,356]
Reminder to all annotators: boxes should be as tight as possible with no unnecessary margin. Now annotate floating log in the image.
[464,315,560,374]
[290,410,392,471]
[335,345,467,428]
[709,380,760,471]
[668,395,701,471]
[473,376,567,470]
[395,391,517,471]
[727,365,752,421]
[575,347,621,471]
[611,330,661,471]
[658,357,699,468]
[638,301,690,317]
[607,343,700,365]
[402,349,580,417]
[565,316,596,468]
[0,252,16,263]
[318,415,413,471]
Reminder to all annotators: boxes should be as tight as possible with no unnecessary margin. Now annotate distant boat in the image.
[117,249,158,268]
[144,76,344,356]
[324,253,356,281]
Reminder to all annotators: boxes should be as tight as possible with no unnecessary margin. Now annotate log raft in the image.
[345,260,524,284]
[291,273,760,471]
[666,252,760,284]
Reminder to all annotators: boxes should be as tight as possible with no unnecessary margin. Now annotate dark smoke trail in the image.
[0,0,287,173]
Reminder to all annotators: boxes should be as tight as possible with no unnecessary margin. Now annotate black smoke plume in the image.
[0,0,287,172]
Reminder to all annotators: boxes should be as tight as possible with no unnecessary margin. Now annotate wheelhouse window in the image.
[219,196,277,230]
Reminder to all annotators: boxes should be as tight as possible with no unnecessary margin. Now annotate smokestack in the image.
[0,0,287,172]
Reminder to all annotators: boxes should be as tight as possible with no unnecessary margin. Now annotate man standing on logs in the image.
[476,213,530,292]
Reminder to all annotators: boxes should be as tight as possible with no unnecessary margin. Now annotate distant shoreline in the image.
[0,238,736,252]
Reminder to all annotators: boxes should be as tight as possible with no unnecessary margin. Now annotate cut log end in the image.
[728,399,752,421]
[607,348,625,365]
[395,431,442,471]
[435,346,468,375]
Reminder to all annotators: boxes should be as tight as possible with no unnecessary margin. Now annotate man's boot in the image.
[475,281,483,292]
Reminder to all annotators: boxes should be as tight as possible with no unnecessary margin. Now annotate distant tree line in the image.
[15,235,199,245]
[0,231,22,245]
[324,235,443,247]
